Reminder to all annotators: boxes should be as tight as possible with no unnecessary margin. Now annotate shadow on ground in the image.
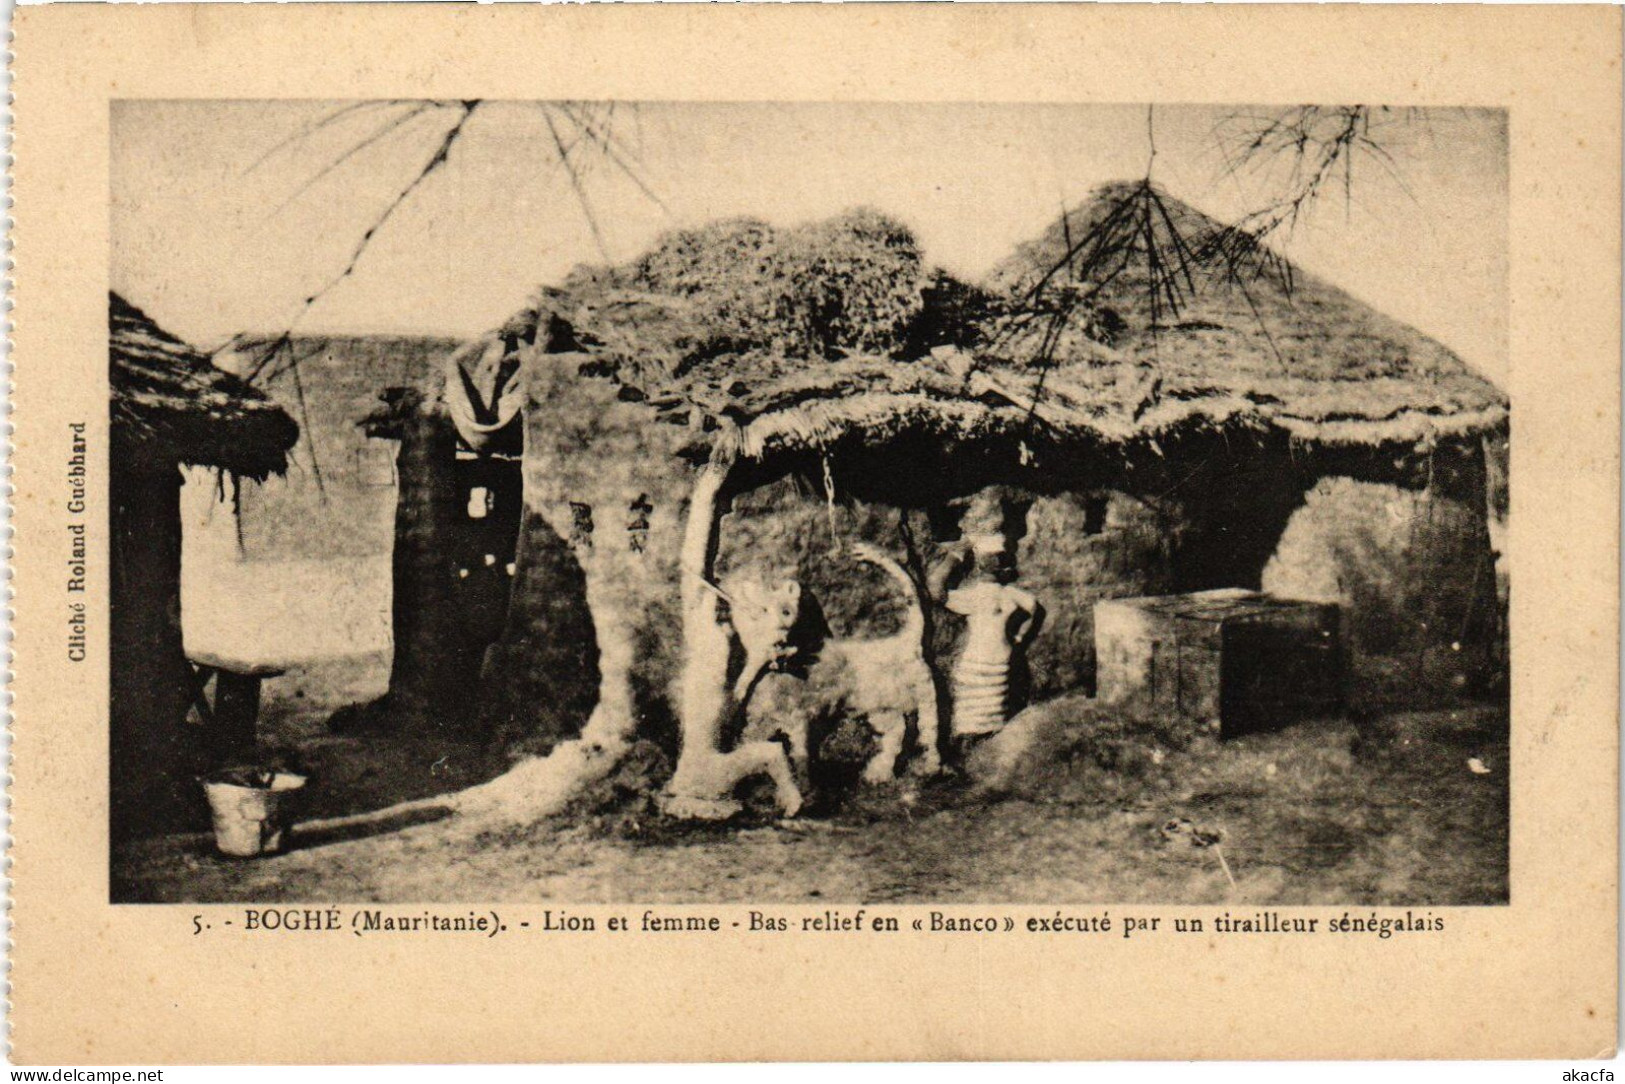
[113,649,1508,905]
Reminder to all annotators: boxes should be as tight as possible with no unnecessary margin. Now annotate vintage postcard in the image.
[10,3,1621,1065]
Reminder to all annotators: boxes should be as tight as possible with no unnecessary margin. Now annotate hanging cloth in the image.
[444,338,525,454]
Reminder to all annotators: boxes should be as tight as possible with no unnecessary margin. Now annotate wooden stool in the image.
[187,651,287,764]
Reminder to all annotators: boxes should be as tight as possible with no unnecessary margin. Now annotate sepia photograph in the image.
[15,2,1624,1064]
[106,100,1511,906]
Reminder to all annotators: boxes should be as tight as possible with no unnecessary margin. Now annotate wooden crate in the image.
[1094,589,1341,737]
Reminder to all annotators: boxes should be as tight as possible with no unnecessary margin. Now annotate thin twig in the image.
[247,101,477,384]
[285,346,326,498]
[266,103,437,220]
[541,106,610,257]
[243,100,403,175]
[1214,105,1419,245]
[557,102,671,213]
[1145,103,1157,178]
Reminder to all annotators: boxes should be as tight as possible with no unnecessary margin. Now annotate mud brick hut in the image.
[363,184,1507,823]
[110,292,299,838]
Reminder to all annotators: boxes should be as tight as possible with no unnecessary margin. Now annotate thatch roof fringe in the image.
[727,384,1506,471]
[111,293,299,479]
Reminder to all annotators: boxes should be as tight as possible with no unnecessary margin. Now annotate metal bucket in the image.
[201,770,306,857]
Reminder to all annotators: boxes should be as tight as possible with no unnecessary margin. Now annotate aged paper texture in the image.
[10,2,1622,1064]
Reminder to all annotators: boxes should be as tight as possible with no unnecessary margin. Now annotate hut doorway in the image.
[446,446,525,672]
[357,387,528,739]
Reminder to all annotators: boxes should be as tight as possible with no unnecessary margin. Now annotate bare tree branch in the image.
[539,105,610,258]
[232,99,667,396]
[557,102,670,213]
[1214,105,1423,244]
[248,101,478,384]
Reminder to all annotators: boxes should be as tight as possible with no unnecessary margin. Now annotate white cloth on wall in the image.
[444,339,525,452]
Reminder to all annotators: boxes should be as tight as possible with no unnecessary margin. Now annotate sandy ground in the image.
[115,667,1508,905]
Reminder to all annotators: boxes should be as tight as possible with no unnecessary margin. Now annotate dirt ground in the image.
[113,650,1508,905]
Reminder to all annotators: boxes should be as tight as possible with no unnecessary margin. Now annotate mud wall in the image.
[712,480,1177,703]
[459,379,1502,749]
[1019,492,1177,698]
[230,335,459,562]
[477,354,701,752]
[478,432,1184,749]
[476,507,599,748]
[1262,469,1500,698]
[706,442,1501,714]
[374,406,527,737]
[716,480,926,640]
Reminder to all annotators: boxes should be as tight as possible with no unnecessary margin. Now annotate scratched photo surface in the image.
[109,100,1510,907]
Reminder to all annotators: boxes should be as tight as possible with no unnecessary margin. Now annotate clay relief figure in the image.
[944,581,1045,736]
[729,542,943,786]
[664,466,806,821]
[724,578,804,703]
[663,579,806,820]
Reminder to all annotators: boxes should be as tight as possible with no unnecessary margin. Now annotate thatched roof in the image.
[465,185,1507,470]
[978,181,1506,446]
[111,293,299,479]
[536,208,942,383]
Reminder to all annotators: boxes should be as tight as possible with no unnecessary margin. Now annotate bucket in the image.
[201,769,307,857]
